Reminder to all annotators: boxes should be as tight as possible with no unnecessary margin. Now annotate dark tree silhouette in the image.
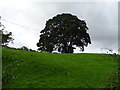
[37,13,91,53]
[20,46,29,51]
[0,16,14,46]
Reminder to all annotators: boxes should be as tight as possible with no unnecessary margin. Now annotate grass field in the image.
[2,47,117,88]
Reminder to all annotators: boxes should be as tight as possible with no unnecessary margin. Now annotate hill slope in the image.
[2,48,117,88]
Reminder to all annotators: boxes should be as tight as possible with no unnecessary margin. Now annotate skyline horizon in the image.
[0,1,118,53]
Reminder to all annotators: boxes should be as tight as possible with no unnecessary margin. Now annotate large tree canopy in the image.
[37,13,91,53]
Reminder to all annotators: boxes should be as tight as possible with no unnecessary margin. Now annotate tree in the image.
[0,16,14,46]
[20,46,29,51]
[37,13,91,53]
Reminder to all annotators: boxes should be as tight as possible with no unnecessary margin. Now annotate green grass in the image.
[2,47,117,88]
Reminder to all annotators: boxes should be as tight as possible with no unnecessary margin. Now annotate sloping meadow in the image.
[2,47,117,88]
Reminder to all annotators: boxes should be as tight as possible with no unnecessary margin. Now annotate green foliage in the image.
[1,31,13,46]
[2,48,117,88]
[0,17,14,46]
[37,13,91,53]
[106,54,120,89]
[20,46,29,51]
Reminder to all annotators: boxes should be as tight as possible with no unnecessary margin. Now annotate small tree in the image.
[20,46,29,51]
[37,13,91,53]
[0,17,14,46]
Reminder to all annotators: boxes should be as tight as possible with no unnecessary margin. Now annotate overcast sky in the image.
[0,0,118,53]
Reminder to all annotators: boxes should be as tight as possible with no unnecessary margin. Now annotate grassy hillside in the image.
[2,47,117,88]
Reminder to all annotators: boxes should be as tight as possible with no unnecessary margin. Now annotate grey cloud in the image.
[0,1,118,53]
